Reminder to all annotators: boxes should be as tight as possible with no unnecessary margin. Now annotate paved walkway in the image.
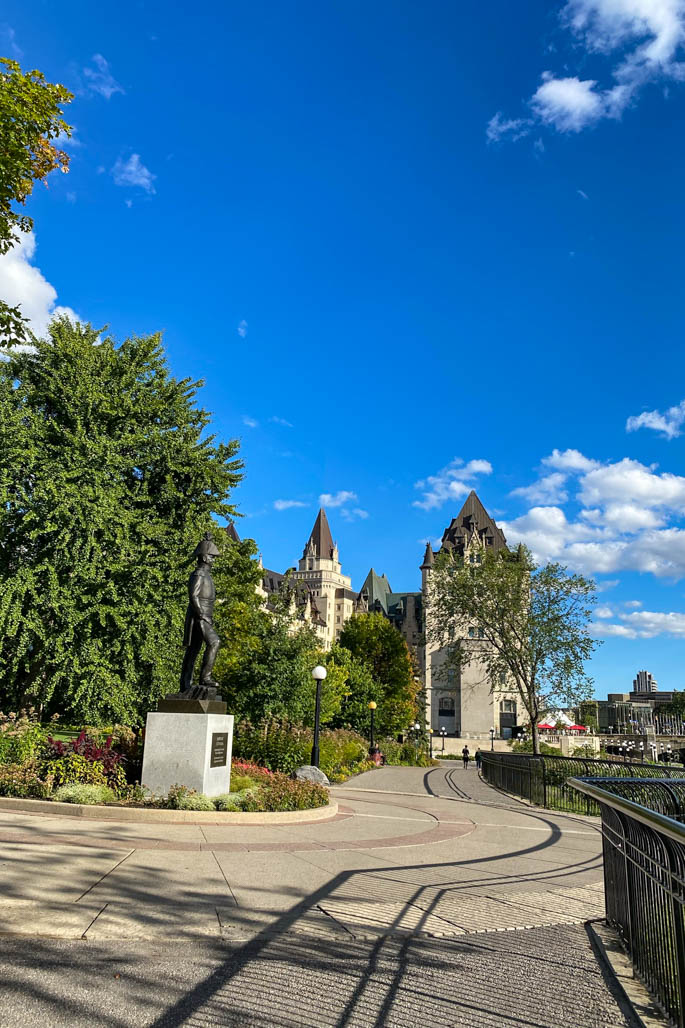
[0,764,637,1027]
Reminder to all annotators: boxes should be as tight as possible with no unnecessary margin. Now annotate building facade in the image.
[421,492,525,739]
[239,492,524,737]
[289,509,359,648]
[633,670,658,693]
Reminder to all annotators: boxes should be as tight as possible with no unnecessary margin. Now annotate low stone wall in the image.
[0,795,338,824]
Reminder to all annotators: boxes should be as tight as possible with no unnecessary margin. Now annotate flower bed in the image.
[0,712,330,813]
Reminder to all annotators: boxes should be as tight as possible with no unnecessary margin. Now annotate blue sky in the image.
[4,1,685,697]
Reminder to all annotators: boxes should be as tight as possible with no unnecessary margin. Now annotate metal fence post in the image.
[667,839,685,1028]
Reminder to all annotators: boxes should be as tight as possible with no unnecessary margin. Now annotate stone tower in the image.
[290,508,357,648]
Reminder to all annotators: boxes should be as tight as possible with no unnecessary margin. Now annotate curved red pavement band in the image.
[0,805,476,853]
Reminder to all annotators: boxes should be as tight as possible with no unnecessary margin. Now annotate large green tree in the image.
[337,612,419,736]
[0,318,242,724]
[0,58,72,342]
[428,545,599,754]
[211,530,268,681]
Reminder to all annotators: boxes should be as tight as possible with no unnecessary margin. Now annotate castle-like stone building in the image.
[238,492,523,739]
[420,491,523,740]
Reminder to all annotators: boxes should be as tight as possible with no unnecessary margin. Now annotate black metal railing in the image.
[571,777,685,1027]
[480,751,685,815]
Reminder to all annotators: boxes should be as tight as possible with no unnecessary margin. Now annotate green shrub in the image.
[230,773,258,792]
[233,719,374,779]
[176,791,215,811]
[382,739,433,767]
[53,783,116,804]
[0,710,51,764]
[0,761,53,798]
[45,752,128,794]
[164,784,216,810]
[257,773,328,811]
[511,740,560,755]
[214,788,259,811]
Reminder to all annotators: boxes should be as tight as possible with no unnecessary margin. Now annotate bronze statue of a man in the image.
[179,532,221,695]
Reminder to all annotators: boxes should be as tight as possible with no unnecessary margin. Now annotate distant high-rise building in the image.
[633,670,658,693]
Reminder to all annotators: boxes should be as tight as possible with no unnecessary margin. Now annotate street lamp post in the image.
[412,721,421,763]
[310,665,327,768]
[489,727,495,751]
[639,742,644,763]
[440,727,447,752]
[428,728,433,759]
[368,701,378,757]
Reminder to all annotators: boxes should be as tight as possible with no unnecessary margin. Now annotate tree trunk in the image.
[531,721,540,755]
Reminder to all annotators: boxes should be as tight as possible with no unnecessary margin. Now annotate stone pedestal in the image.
[141,712,234,798]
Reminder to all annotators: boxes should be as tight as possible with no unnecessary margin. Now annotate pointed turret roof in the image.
[225,522,241,543]
[439,491,507,555]
[421,541,434,569]
[359,568,392,613]
[303,508,335,560]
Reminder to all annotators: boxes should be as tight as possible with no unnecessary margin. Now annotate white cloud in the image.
[624,599,642,608]
[1,25,23,58]
[112,154,156,194]
[319,490,357,508]
[577,189,589,199]
[273,499,307,511]
[269,416,293,427]
[486,112,532,142]
[413,458,492,511]
[0,230,79,338]
[83,54,124,100]
[597,578,620,591]
[542,448,599,473]
[341,507,369,521]
[579,458,685,511]
[491,0,685,138]
[511,472,568,504]
[595,605,614,618]
[591,621,636,637]
[58,128,82,149]
[532,74,605,132]
[500,505,603,565]
[242,416,258,428]
[626,399,685,439]
[237,319,248,339]
[594,609,685,638]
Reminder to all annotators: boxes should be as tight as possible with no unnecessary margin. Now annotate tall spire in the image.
[421,541,434,569]
[303,508,335,560]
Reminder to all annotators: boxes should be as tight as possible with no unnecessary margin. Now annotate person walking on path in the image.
[475,747,482,770]
[462,745,470,769]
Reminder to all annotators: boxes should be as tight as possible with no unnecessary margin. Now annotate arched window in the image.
[438,696,455,716]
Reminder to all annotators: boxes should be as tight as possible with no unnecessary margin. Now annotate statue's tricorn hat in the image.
[194,532,221,558]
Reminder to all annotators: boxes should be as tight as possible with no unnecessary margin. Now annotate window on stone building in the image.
[468,627,476,638]
[500,700,516,714]
[438,696,455,716]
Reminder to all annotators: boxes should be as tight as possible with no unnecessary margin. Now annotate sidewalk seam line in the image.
[74,848,135,903]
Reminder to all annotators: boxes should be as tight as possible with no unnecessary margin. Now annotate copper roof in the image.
[303,508,335,560]
[439,491,507,555]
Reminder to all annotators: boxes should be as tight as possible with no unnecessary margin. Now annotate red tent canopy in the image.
[568,724,587,732]
[537,722,555,730]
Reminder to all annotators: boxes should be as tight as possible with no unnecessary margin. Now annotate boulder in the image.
[292,765,330,787]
